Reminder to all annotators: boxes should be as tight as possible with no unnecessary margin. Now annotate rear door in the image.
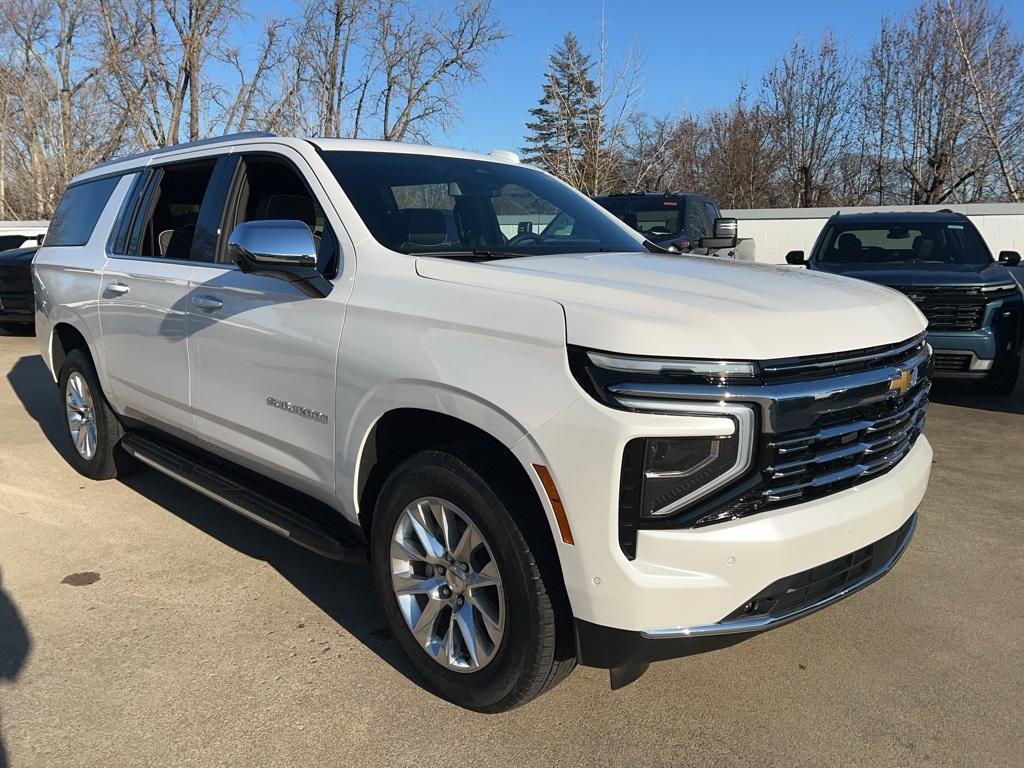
[185,148,349,499]
[98,156,221,437]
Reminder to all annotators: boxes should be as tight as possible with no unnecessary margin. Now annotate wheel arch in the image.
[352,406,570,599]
[50,321,95,379]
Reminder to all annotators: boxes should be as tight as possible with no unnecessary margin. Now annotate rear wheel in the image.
[58,349,132,480]
[370,448,575,712]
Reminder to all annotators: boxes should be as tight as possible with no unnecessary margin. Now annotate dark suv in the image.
[789,211,1022,394]
[593,192,737,253]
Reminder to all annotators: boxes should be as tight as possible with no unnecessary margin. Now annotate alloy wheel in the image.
[390,496,505,672]
[65,371,97,460]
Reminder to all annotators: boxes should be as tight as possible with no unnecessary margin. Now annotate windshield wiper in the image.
[413,249,530,261]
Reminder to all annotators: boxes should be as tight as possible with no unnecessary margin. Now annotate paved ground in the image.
[0,332,1022,768]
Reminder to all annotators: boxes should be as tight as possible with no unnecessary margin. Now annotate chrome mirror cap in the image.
[227,219,317,268]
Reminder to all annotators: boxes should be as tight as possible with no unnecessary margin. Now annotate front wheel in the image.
[371,449,575,712]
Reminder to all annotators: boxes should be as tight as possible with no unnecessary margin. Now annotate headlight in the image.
[585,351,756,379]
[617,402,756,559]
[979,283,1021,299]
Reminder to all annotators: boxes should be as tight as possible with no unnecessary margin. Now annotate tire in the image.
[977,354,1020,397]
[370,448,576,712]
[57,348,132,480]
[0,321,33,336]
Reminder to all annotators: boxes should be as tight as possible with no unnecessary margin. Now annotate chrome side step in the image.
[121,433,367,563]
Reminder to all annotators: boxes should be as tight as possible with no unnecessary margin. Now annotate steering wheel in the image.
[646,226,673,238]
[506,233,544,246]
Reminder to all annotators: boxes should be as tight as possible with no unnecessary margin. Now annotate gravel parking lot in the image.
[1,331,1022,768]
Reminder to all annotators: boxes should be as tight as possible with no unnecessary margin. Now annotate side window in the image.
[684,200,708,243]
[46,176,121,247]
[227,156,338,277]
[123,159,216,260]
[703,200,720,227]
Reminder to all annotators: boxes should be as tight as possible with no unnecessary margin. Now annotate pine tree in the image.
[522,32,600,191]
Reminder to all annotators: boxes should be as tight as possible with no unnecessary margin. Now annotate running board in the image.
[121,433,367,563]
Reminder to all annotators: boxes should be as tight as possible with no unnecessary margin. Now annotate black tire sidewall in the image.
[371,452,551,711]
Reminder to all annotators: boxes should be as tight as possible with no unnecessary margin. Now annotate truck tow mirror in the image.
[785,250,808,266]
[998,250,1021,266]
[227,219,332,297]
[700,217,739,250]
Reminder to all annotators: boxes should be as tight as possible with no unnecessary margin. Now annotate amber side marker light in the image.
[533,464,574,545]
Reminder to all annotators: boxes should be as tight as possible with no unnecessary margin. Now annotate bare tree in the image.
[0,0,127,217]
[946,0,1024,201]
[98,0,241,146]
[761,33,854,207]
[701,87,779,208]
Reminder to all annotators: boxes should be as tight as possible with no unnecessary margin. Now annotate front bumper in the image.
[526,390,932,635]
[575,511,916,669]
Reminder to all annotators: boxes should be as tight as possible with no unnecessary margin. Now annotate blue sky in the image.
[248,0,1024,153]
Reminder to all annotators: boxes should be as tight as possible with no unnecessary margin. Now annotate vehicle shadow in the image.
[118,469,422,687]
[0,568,32,768]
[6,355,66,456]
[928,359,1024,415]
[5,353,422,691]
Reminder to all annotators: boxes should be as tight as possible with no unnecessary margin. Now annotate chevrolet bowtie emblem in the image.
[889,369,914,397]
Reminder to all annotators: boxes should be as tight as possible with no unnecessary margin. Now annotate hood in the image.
[0,247,37,265]
[815,260,1015,288]
[415,252,925,360]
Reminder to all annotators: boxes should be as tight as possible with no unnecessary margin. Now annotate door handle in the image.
[106,282,130,296]
[191,294,223,310]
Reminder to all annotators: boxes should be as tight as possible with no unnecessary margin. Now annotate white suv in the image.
[33,132,932,711]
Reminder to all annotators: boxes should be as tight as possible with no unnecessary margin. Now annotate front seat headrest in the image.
[262,195,316,227]
[403,209,448,247]
[836,232,863,260]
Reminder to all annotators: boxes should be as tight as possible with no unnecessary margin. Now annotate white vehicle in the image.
[33,132,932,711]
[0,221,47,251]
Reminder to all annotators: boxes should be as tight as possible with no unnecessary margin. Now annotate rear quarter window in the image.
[45,176,121,247]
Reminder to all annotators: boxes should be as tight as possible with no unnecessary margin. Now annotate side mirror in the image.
[998,250,1021,267]
[786,250,808,266]
[699,217,739,250]
[226,220,331,297]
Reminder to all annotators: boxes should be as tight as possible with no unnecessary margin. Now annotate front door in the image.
[186,150,348,500]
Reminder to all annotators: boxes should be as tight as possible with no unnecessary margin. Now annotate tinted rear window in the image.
[46,176,121,247]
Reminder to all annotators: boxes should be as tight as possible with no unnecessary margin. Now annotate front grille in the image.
[721,513,916,623]
[892,286,987,331]
[694,377,929,526]
[933,351,972,373]
[760,333,927,382]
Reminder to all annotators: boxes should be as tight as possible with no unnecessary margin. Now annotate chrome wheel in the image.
[65,371,97,460]
[390,497,505,673]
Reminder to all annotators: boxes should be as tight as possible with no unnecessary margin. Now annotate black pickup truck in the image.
[0,246,37,335]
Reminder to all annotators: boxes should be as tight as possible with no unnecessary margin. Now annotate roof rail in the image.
[89,131,277,171]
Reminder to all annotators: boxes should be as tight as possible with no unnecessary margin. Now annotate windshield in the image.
[323,151,644,257]
[595,196,683,238]
[817,220,991,265]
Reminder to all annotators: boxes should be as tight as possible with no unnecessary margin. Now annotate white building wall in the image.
[721,204,1024,264]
